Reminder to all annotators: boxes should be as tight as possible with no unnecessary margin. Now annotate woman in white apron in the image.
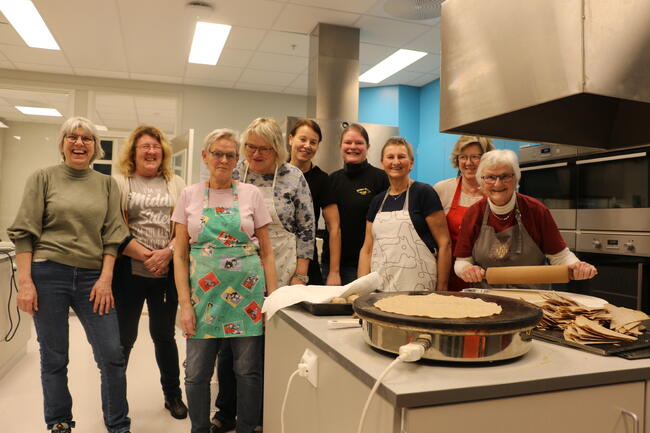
[358,137,452,292]
[454,149,597,287]
[212,117,315,432]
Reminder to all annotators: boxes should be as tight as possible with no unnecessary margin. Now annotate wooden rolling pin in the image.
[485,265,569,285]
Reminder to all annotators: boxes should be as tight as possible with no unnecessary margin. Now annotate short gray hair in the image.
[203,128,240,155]
[240,117,287,163]
[476,149,521,187]
[58,116,103,163]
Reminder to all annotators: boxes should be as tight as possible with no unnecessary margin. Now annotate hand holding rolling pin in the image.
[459,265,486,283]
[569,261,597,280]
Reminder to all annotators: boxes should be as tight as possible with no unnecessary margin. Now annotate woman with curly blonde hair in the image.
[112,125,188,419]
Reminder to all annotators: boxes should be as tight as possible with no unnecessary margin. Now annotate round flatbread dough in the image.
[374,293,502,319]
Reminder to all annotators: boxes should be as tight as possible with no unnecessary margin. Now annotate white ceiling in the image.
[0,0,441,133]
[0,0,441,94]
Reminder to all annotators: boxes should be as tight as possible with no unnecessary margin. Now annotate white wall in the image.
[0,121,61,236]
[0,68,307,236]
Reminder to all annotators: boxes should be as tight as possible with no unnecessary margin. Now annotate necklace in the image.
[492,209,513,221]
[389,190,406,200]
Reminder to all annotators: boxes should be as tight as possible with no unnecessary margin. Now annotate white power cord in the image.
[356,339,431,433]
[281,362,310,433]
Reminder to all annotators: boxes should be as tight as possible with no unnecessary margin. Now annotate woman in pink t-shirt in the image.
[172,128,277,433]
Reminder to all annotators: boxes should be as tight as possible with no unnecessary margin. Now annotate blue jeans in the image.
[31,260,130,433]
[186,336,263,433]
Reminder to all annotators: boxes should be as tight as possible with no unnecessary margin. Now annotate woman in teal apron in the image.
[172,128,277,433]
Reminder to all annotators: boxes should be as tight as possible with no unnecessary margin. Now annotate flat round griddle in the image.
[353,291,542,332]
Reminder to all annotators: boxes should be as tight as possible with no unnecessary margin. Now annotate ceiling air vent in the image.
[384,0,444,20]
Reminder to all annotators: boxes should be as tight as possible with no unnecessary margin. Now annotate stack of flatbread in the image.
[535,292,649,345]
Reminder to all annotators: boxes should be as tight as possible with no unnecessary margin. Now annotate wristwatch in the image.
[293,273,309,284]
[167,244,175,253]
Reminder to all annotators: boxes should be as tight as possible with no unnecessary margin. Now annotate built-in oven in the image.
[519,147,578,250]
[576,148,650,232]
[571,233,650,312]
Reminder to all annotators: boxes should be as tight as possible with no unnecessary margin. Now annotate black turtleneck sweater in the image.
[323,160,389,267]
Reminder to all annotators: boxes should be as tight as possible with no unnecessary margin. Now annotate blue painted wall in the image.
[359,79,530,185]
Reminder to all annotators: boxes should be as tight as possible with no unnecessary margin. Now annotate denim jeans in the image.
[186,336,263,433]
[215,342,237,423]
[31,260,130,433]
[113,257,182,399]
[321,262,358,285]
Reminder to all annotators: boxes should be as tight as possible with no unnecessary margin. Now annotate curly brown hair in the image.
[118,125,174,180]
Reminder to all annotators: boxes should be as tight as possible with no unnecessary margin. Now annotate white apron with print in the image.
[244,164,297,287]
[370,186,437,292]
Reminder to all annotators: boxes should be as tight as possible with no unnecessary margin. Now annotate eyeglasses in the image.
[458,154,482,162]
[137,144,162,151]
[482,173,515,184]
[209,150,237,161]
[245,143,274,156]
[66,134,94,145]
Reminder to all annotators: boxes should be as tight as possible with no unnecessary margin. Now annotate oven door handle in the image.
[576,152,646,165]
[521,162,568,172]
[637,263,644,311]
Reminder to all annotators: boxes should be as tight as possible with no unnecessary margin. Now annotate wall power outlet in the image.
[299,348,318,388]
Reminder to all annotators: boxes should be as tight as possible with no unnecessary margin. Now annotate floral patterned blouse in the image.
[234,161,315,260]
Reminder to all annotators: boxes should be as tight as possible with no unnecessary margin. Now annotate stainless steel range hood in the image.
[440,0,650,148]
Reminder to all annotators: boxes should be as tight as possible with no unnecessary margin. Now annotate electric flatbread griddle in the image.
[353,291,543,362]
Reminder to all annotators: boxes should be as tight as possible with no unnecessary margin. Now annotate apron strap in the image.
[378,181,411,213]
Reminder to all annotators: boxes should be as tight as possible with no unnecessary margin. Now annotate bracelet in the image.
[293,273,309,284]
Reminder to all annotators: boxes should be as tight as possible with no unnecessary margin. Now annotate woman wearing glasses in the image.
[112,126,187,419]
[172,128,277,433]
[211,118,314,433]
[434,136,495,290]
[455,149,597,288]
[8,117,131,433]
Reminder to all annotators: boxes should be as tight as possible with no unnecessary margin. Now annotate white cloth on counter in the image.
[262,272,383,319]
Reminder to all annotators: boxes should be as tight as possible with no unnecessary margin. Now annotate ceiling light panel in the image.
[0,0,60,50]
[0,120,8,128]
[188,22,232,65]
[15,106,63,116]
[359,49,428,84]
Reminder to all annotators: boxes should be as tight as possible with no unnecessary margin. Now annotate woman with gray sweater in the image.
[8,117,131,433]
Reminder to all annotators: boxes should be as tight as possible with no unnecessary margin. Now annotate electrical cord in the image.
[1,251,21,342]
[356,338,431,433]
[281,368,302,433]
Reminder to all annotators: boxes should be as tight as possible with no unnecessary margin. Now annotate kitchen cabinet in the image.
[265,308,650,433]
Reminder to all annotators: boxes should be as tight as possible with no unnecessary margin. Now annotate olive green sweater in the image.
[7,164,129,270]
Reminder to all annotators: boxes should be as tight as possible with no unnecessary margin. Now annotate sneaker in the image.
[209,417,236,433]
[164,396,188,419]
[51,422,72,433]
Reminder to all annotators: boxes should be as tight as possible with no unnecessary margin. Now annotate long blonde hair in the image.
[118,125,174,180]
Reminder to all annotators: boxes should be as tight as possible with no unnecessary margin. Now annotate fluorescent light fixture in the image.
[15,106,63,117]
[0,0,60,50]
[95,124,108,131]
[188,22,231,65]
[359,49,428,83]
[13,136,21,140]
[0,120,8,128]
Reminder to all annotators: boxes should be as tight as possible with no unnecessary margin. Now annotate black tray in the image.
[533,327,650,357]
[300,301,354,316]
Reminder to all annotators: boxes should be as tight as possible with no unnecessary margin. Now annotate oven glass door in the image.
[568,252,649,313]
[520,162,576,229]
[577,151,648,209]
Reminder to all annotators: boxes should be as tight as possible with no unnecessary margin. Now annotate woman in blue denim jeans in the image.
[8,117,131,433]
[172,128,278,433]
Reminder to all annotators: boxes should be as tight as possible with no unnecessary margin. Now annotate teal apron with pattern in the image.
[189,181,265,339]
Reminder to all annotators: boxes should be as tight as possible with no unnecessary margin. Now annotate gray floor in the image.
[0,314,197,433]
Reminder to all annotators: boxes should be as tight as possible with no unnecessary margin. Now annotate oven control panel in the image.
[577,232,650,257]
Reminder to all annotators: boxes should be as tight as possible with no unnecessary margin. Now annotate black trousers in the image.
[113,257,182,399]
